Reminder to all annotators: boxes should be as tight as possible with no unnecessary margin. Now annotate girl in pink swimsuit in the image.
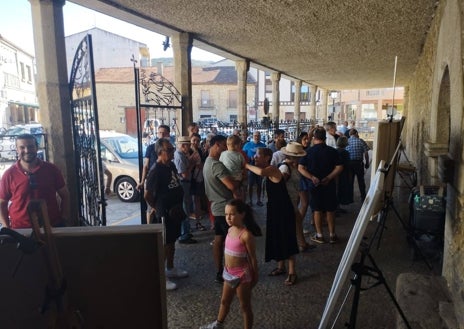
[200,199,262,329]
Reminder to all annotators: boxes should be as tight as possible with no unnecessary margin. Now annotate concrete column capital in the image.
[30,0,65,6]
[171,32,193,51]
[271,72,281,82]
[235,59,249,82]
[235,59,250,72]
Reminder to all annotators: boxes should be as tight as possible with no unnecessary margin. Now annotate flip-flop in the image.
[268,267,286,276]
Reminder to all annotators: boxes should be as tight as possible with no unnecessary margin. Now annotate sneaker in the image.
[311,235,326,244]
[166,267,189,278]
[329,235,338,244]
[256,201,264,207]
[166,279,177,291]
[200,320,224,329]
[215,271,224,284]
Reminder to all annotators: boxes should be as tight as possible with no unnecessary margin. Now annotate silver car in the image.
[99,131,145,202]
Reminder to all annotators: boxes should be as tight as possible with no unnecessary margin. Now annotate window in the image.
[366,89,380,96]
[228,90,237,108]
[361,103,377,119]
[346,104,357,120]
[200,90,212,107]
[229,114,237,123]
[290,83,310,102]
[26,65,32,83]
[20,62,25,81]
[4,73,20,88]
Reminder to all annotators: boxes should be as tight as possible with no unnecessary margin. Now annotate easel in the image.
[396,143,417,190]
[374,142,433,270]
[333,154,409,328]
[346,239,411,329]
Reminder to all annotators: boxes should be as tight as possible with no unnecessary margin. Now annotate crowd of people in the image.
[139,120,370,328]
[0,120,370,329]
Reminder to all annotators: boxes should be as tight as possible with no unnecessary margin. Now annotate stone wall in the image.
[96,82,133,133]
[403,0,464,326]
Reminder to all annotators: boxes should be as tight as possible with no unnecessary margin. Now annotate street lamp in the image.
[329,90,338,122]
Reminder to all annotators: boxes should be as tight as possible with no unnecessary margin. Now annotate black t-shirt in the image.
[145,162,183,215]
[299,143,342,179]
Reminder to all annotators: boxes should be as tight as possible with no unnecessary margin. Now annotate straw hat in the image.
[176,136,191,144]
[281,142,306,157]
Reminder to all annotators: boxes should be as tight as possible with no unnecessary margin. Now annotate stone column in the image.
[320,89,328,123]
[294,80,302,135]
[235,60,249,128]
[309,84,317,122]
[271,72,281,126]
[171,32,193,136]
[29,0,78,225]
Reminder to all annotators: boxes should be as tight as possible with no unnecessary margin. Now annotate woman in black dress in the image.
[245,147,299,286]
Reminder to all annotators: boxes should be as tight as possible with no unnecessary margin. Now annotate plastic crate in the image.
[409,186,446,236]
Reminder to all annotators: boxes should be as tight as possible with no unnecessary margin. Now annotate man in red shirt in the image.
[0,134,70,228]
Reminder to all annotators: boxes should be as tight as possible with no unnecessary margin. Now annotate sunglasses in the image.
[27,173,37,190]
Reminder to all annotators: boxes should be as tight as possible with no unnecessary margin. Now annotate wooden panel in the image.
[370,119,403,212]
[0,225,166,329]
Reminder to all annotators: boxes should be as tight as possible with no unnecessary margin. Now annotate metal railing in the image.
[198,119,375,145]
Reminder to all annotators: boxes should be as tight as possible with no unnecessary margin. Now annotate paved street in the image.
[105,194,142,226]
[104,174,440,329]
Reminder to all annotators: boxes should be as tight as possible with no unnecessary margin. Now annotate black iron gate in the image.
[134,64,183,223]
[69,35,106,226]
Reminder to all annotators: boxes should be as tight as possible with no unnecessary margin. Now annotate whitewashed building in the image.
[0,35,39,130]
[65,27,148,77]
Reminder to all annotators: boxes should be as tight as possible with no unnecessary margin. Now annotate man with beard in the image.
[0,134,70,228]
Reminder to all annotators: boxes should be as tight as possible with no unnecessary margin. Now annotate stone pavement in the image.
[105,174,444,329]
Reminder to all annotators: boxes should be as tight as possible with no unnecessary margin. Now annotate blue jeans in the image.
[178,181,192,241]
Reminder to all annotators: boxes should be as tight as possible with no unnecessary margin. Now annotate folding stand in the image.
[346,240,411,329]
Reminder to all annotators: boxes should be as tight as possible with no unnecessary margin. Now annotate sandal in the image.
[284,274,297,286]
[268,267,286,276]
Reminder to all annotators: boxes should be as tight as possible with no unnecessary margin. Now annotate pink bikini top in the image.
[224,228,248,258]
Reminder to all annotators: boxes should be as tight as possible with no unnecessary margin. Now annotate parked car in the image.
[0,123,45,160]
[198,117,218,128]
[99,131,145,202]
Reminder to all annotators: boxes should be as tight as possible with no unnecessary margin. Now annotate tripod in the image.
[346,239,411,329]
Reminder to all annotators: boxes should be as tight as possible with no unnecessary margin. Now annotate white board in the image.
[318,162,385,329]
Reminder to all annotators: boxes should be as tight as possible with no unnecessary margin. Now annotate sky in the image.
[0,1,224,61]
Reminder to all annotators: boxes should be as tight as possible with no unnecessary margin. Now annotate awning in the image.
[8,101,39,109]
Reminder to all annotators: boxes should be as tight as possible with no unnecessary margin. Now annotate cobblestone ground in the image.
[163,176,440,329]
[106,167,441,329]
